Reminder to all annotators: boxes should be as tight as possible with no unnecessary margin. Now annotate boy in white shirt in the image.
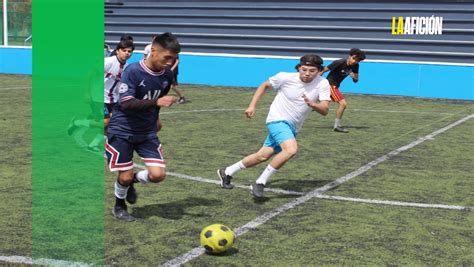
[218,54,331,198]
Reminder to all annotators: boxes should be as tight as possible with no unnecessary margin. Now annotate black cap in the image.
[295,54,324,70]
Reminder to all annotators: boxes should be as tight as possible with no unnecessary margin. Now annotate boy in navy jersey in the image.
[320,48,366,133]
[106,32,180,221]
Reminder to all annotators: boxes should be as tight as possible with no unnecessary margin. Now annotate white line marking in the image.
[134,164,306,196]
[137,164,472,211]
[160,108,454,116]
[316,195,472,211]
[351,108,454,115]
[0,256,93,266]
[0,86,31,91]
[160,108,245,115]
[161,113,474,266]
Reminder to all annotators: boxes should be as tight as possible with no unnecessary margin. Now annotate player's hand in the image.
[302,94,315,108]
[245,106,256,118]
[157,96,177,107]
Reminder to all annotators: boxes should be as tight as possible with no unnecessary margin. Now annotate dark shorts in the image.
[105,134,166,172]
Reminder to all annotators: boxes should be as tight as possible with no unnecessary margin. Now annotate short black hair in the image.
[115,33,135,51]
[152,32,181,54]
[349,48,366,61]
[295,54,324,71]
[120,34,134,42]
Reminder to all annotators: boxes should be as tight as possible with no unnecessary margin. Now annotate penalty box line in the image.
[161,113,474,267]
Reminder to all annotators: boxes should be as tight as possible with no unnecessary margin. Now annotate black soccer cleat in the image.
[251,183,265,199]
[112,205,136,222]
[217,168,234,189]
[126,183,137,204]
[333,126,349,133]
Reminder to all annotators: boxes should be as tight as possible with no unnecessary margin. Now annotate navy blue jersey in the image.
[108,60,173,136]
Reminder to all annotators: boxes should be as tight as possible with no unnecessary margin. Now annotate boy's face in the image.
[148,44,178,71]
[298,65,319,83]
[347,55,361,66]
[117,47,133,63]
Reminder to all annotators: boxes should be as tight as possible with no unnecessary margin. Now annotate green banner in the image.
[32,0,104,264]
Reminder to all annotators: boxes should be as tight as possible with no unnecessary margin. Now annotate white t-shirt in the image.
[104,56,127,104]
[267,72,331,132]
[143,44,152,59]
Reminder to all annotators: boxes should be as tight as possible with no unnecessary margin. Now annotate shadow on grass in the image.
[205,247,239,256]
[131,197,222,220]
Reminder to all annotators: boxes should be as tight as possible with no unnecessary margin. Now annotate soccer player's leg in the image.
[105,134,136,221]
[252,121,297,198]
[218,135,275,190]
[330,86,348,133]
[135,135,167,184]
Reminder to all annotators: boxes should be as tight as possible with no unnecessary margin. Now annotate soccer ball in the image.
[200,224,235,253]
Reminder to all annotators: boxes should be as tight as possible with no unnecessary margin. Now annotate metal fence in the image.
[2,0,32,46]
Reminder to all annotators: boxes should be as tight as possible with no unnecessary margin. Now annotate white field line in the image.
[351,108,454,116]
[161,113,473,267]
[161,108,455,116]
[134,163,305,195]
[315,195,472,211]
[135,164,473,211]
[0,86,31,91]
[0,256,93,266]
[0,86,459,116]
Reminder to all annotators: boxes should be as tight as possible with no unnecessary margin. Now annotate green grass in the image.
[0,75,32,257]
[1,75,473,266]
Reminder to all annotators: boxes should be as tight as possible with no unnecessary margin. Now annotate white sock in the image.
[255,164,278,185]
[135,170,151,184]
[225,160,246,176]
[74,119,90,127]
[114,180,129,199]
[334,118,342,128]
[89,134,104,147]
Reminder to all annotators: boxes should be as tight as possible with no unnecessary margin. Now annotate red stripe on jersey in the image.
[120,96,134,102]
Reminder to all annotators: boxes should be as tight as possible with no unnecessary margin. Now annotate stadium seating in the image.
[105,1,474,64]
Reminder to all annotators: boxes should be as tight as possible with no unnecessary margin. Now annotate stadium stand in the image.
[105,1,474,64]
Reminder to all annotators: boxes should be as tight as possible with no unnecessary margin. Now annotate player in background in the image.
[320,48,366,133]
[144,36,189,104]
[218,54,331,199]
[68,36,134,152]
[106,32,180,221]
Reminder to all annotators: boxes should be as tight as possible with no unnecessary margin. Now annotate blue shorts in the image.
[105,134,165,172]
[263,120,297,153]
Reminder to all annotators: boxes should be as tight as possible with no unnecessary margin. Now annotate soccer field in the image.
[1,74,473,266]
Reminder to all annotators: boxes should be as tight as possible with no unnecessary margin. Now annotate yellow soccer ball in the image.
[200,224,235,253]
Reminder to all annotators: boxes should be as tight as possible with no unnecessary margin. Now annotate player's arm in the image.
[319,66,330,76]
[245,80,272,118]
[303,96,329,116]
[171,58,179,71]
[351,72,359,83]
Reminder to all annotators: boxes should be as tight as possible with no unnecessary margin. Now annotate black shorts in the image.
[105,134,165,171]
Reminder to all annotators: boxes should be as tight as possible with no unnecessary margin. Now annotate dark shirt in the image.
[108,60,173,137]
[326,58,359,87]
